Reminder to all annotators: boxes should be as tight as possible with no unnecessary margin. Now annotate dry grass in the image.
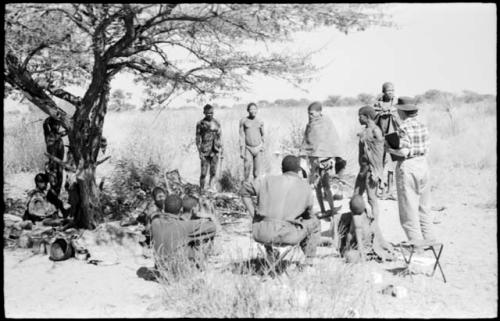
[3,98,496,317]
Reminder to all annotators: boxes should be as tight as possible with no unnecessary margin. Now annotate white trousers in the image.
[395,156,435,242]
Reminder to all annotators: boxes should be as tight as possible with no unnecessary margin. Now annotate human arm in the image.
[260,120,265,148]
[195,122,202,156]
[351,214,366,260]
[44,152,76,172]
[239,179,260,218]
[216,121,223,156]
[239,119,245,158]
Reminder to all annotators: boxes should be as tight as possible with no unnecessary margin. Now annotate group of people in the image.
[22,80,435,273]
[23,116,108,226]
[185,81,435,266]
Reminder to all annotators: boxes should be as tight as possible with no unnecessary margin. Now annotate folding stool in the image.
[398,240,446,283]
[256,241,302,278]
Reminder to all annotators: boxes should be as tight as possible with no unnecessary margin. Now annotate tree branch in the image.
[48,88,82,107]
[45,7,92,34]
[5,51,73,130]
[95,155,111,166]
[21,43,48,70]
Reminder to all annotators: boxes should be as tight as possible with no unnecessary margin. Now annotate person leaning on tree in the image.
[43,116,67,196]
[384,97,435,244]
[196,104,223,192]
[239,102,265,182]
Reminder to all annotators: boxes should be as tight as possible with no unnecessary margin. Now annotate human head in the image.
[47,116,61,130]
[48,172,58,187]
[358,105,376,125]
[100,137,107,153]
[35,173,49,190]
[395,96,419,120]
[247,102,257,118]
[182,195,199,213]
[307,101,322,120]
[349,194,366,215]
[140,175,156,193]
[152,186,167,209]
[164,194,183,214]
[203,104,214,120]
[382,82,395,100]
[281,155,300,173]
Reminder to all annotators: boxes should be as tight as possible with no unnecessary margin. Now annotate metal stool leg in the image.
[430,244,446,283]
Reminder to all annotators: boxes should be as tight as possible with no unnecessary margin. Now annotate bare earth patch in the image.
[3,166,497,317]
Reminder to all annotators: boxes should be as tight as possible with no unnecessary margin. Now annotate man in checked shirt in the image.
[384,97,435,243]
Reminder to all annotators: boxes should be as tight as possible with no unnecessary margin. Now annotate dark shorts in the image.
[200,154,219,177]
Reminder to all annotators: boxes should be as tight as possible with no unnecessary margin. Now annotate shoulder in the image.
[212,118,221,126]
[196,119,204,126]
[239,117,247,125]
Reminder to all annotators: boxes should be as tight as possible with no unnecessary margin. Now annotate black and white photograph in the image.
[3,3,497,318]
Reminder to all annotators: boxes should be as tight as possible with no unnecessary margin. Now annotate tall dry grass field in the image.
[5,99,496,197]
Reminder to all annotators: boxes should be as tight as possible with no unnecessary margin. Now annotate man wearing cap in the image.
[300,101,346,217]
[385,97,435,242]
[239,102,265,182]
[196,104,223,192]
[150,194,218,270]
[374,82,400,200]
[354,105,390,250]
[240,155,321,262]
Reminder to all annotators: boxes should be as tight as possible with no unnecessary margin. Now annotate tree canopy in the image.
[5,3,392,110]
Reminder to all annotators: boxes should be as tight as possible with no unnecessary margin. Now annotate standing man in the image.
[239,102,265,182]
[374,82,400,200]
[300,101,345,218]
[385,97,435,243]
[196,104,223,192]
[43,116,67,196]
[354,105,390,250]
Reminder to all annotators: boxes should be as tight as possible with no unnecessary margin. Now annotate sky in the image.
[107,3,497,107]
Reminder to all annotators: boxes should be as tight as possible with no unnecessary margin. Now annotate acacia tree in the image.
[5,3,391,229]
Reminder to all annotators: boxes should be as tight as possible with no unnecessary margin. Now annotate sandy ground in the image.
[3,168,497,318]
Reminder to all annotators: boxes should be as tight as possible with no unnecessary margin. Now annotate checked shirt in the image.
[398,117,429,158]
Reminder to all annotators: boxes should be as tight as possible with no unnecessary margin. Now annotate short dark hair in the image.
[281,155,300,173]
[164,195,183,214]
[35,173,48,184]
[247,102,257,111]
[402,110,418,117]
[152,186,166,199]
[203,104,214,112]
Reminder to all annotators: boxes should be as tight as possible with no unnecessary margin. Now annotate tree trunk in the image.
[73,167,102,229]
[69,70,111,229]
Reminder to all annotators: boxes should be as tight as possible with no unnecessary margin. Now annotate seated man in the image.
[150,194,218,273]
[23,173,58,223]
[338,194,394,262]
[240,155,321,263]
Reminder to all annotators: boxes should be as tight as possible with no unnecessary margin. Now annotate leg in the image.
[320,171,334,213]
[366,175,390,249]
[253,150,263,179]
[417,161,435,241]
[243,148,252,182]
[208,154,219,190]
[199,156,209,190]
[395,161,423,242]
[299,216,321,258]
